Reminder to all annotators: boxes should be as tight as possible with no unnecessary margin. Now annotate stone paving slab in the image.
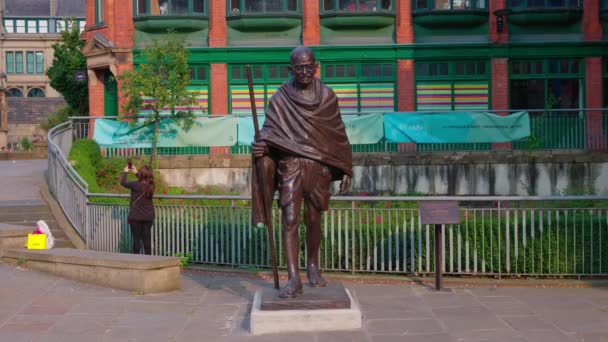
[1,262,608,341]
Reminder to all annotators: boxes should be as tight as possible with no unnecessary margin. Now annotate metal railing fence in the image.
[47,120,608,276]
[69,109,608,156]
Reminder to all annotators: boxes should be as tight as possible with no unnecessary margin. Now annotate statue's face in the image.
[290,52,317,87]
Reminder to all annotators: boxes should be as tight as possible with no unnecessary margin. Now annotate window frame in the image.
[228,63,291,113]
[507,0,582,9]
[134,0,208,16]
[3,18,50,33]
[5,52,15,74]
[26,52,35,74]
[509,58,584,112]
[14,52,23,74]
[27,88,46,98]
[322,61,396,112]
[320,0,394,13]
[95,0,104,24]
[414,0,487,11]
[414,60,490,111]
[8,88,23,97]
[228,0,301,16]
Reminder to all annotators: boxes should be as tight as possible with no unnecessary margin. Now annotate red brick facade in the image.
[397,59,416,152]
[491,58,511,150]
[302,0,320,46]
[585,57,605,150]
[209,0,227,47]
[489,0,509,43]
[395,0,414,44]
[583,0,603,41]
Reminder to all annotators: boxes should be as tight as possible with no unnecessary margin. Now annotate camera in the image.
[127,159,133,169]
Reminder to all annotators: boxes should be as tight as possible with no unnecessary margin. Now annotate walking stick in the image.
[246,65,280,290]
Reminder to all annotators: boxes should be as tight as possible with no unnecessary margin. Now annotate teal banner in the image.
[343,113,384,145]
[236,113,383,145]
[93,117,238,148]
[237,116,265,145]
[384,112,530,143]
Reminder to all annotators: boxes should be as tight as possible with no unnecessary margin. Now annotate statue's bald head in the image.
[290,46,315,65]
[288,46,317,88]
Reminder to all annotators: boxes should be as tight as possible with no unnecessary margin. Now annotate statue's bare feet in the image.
[307,265,327,288]
[278,278,303,298]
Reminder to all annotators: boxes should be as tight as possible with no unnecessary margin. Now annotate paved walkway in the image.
[1,263,607,342]
[0,159,47,204]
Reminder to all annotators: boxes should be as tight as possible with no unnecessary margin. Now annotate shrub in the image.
[68,139,103,192]
[19,137,33,151]
[40,105,76,132]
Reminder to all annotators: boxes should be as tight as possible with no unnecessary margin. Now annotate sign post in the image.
[419,201,460,291]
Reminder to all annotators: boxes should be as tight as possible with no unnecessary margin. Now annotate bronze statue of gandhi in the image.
[252,46,352,298]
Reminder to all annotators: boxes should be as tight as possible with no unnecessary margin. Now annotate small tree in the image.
[119,37,199,167]
[46,20,88,114]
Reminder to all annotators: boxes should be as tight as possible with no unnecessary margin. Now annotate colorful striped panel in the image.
[416,82,452,111]
[454,82,489,111]
[140,86,209,114]
[360,83,395,113]
[328,83,358,113]
[231,85,264,114]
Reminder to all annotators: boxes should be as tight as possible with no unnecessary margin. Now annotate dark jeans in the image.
[130,220,153,255]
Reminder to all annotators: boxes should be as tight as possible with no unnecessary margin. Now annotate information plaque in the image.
[419,201,460,291]
[419,201,460,225]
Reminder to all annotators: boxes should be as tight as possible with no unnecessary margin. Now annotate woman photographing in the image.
[120,162,156,255]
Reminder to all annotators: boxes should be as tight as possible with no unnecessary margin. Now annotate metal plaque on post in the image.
[419,201,460,291]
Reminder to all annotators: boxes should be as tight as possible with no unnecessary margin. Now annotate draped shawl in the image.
[251,78,352,225]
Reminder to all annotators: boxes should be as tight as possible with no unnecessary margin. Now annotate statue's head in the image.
[289,46,317,87]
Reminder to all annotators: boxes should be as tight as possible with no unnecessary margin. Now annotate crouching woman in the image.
[120,164,156,255]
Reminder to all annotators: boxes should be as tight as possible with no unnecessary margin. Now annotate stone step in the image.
[0,203,75,249]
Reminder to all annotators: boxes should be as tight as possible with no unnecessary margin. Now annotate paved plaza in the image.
[1,159,608,341]
[0,263,607,342]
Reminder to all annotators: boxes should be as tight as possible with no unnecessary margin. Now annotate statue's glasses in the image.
[293,64,317,73]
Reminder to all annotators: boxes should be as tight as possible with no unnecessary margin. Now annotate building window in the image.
[28,88,45,97]
[8,88,23,97]
[229,64,290,114]
[322,0,393,12]
[139,0,206,15]
[36,52,44,74]
[95,0,104,24]
[508,0,581,9]
[229,0,299,15]
[15,52,23,74]
[26,52,35,74]
[510,59,583,116]
[415,61,489,111]
[3,19,49,33]
[323,62,395,113]
[56,19,86,33]
[415,0,486,10]
[6,53,14,74]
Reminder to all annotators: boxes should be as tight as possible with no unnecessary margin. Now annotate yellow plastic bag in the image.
[26,234,46,250]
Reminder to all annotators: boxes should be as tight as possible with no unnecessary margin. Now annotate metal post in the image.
[435,223,443,291]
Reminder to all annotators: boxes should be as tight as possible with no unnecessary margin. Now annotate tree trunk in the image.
[150,117,159,168]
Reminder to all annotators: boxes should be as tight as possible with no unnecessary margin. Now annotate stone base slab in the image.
[2,248,181,294]
[250,286,362,335]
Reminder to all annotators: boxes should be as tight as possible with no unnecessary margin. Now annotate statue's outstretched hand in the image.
[340,174,351,195]
[252,141,269,158]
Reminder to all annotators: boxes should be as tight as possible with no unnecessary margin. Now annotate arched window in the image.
[27,88,45,97]
[7,88,23,97]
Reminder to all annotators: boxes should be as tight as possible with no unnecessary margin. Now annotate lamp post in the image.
[0,72,8,150]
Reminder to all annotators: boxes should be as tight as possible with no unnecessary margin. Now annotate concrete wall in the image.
[158,152,608,196]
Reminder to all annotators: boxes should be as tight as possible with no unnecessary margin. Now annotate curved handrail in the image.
[47,120,89,193]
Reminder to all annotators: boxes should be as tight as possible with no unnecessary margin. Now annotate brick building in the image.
[83,0,607,151]
[0,0,85,148]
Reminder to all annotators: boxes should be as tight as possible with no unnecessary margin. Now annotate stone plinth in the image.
[250,283,362,335]
[2,248,181,294]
